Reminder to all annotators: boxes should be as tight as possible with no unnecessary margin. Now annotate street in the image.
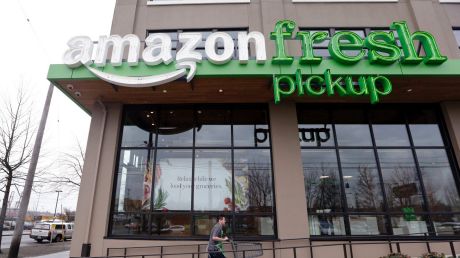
[1,235,39,249]
[0,233,70,257]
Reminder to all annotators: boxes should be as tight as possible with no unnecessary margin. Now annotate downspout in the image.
[82,99,107,257]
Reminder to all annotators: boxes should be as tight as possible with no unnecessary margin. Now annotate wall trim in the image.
[292,0,397,2]
[147,0,250,5]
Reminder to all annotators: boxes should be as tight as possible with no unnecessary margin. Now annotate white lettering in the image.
[205,32,234,65]
[238,31,267,64]
[63,36,93,68]
[143,33,173,65]
[176,32,203,63]
[94,34,140,67]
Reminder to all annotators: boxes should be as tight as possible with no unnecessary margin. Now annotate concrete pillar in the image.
[441,102,460,168]
[69,103,123,257]
[269,102,309,240]
[409,0,460,58]
[110,0,138,35]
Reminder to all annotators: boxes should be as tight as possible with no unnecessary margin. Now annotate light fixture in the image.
[169,111,174,114]
[151,123,155,126]
[162,89,167,93]
[343,176,353,179]
[150,111,154,114]
[197,110,202,114]
[75,92,81,97]
[407,89,413,92]
[319,175,330,179]
[66,84,74,91]
[147,114,150,118]
[218,89,224,93]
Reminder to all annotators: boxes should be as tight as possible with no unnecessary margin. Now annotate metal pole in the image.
[53,190,62,219]
[8,83,54,258]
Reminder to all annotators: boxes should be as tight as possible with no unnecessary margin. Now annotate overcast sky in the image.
[0,0,116,213]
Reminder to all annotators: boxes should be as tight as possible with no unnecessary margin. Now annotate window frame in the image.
[297,104,460,240]
[453,27,460,51]
[108,104,277,240]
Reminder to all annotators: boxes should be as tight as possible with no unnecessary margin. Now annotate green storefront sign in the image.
[49,20,459,105]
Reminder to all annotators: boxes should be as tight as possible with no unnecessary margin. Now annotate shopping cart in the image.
[230,240,264,258]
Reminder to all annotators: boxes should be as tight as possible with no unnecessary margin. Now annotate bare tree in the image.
[50,140,84,190]
[0,88,34,252]
[304,164,341,212]
[246,164,272,211]
[354,166,379,211]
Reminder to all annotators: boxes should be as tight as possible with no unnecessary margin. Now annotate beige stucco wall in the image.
[110,0,460,59]
[269,102,309,240]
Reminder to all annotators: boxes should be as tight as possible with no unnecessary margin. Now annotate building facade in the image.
[48,0,460,257]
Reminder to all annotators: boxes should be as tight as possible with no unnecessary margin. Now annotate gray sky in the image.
[0,0,115,212]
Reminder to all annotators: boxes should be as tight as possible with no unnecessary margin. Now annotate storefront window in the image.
[298,105,460,237]
[333,109,372,146]
[233,215,275,236]
[378,149,425,212]
[302,149,342,213]
[111,213,149,236]
[431,214,460,235]
[110,104,275,239]
[309,215,346,236]
[340,149,383,212]
[391,215,428,236]
[417,149,460,212]
[234,149,273,212]
[153,149,193,211]
[114,149,151,213]
[349,215,387,235]
[193,149,232,211]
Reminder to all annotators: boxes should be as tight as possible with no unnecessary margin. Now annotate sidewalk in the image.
[2,231,31,236]
[25,251,69,258]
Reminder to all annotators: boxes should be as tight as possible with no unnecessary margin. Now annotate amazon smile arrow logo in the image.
[83,61,197,88]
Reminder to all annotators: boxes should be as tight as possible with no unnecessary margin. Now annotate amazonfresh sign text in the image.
[63,20,447,104]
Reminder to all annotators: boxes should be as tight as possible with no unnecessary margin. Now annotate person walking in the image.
[208,215,228,258]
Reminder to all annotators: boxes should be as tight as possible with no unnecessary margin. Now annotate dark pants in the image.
[208,248,225,258]
[208,252,225,258]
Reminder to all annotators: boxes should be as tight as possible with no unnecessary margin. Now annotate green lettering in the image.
[328,31,365,64]
[365,31,401,65]
[390,21,447,64]
[345,76,368,96]
[273,75,296,104]
[270,20,296,64]
[296,31,328,64]
[324,69,347,96]
[305,75,325,96]
[366,75,392,104]
[296,69,304,95]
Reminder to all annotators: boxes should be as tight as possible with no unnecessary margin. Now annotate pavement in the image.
[0,235,70,258]
[25,251,69,258]
[1,235,38,249]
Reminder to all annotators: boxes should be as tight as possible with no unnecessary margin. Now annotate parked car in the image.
[24,221,33,230]
[30,222,74,243]
[3,220,15,230]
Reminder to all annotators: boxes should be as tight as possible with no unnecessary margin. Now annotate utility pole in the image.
[53,190,62,220]
[8,83,54,258]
